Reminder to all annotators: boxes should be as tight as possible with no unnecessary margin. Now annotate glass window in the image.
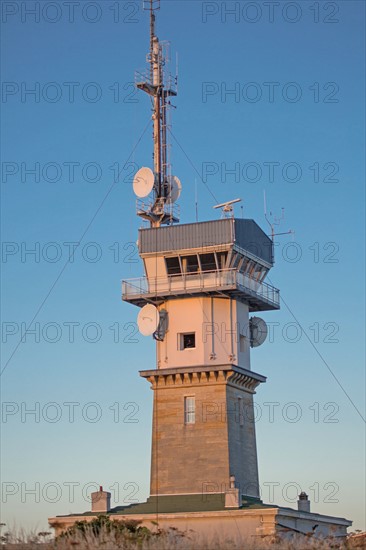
[179,333,196,350]
[217,252,228,270]
[165,256,181,275]
[240,258,250,274]
[199,253,217,272]
[181,255,199,273]
[184,396,195,424]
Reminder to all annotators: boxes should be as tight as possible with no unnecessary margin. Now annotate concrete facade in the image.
[155,297,251,370]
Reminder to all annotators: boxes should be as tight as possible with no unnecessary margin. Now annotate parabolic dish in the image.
[133,167,154,198]
[137,304,160,336]
[250,317,268,348]
[166,175,182,204]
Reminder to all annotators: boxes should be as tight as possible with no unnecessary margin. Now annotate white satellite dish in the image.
[133,167,154,198]
[250,317,268,348]
[166,175,182,204]
[137,304,160,336]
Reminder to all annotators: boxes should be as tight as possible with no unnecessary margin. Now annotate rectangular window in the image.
[165,256,181,275]
[179,332,196,350]
[199,253,217,272]
[181,255,199,273]
[217,252,228,270]
[184,396,195,424]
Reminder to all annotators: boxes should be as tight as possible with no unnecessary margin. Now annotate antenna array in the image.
[132,0,180,227]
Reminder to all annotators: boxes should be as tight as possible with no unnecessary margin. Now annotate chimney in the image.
[297,491,310,513]
[91,486,111,513]
[225,475,240,508]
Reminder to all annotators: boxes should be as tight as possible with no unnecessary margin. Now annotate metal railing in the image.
[122,269,279,307]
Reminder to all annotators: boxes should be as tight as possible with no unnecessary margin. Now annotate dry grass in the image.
[1,519,363,550]
[1,531,362,550]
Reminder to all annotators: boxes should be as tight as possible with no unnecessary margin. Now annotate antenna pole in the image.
[136,0,178,227]
[264,190,274,240]
[149,2,155,83]
[195,179,198,222]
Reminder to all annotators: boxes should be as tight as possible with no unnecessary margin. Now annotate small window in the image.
[230,253,242,269]
[179,332,196,350]
[166,256,181,275]
[184,396,195,424]
[181,255,199,273]
[240,258,250,274]
[199,253,217,272]
[217,252,228,270]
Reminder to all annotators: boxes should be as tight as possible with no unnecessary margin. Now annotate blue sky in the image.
[1,0,365,534]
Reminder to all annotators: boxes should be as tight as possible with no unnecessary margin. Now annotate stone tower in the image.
[121,0,280,504]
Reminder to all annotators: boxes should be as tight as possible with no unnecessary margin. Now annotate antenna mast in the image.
[263,190,294,243]
[135,0,178,227]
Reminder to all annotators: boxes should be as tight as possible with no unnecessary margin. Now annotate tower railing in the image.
[122,268,280,308]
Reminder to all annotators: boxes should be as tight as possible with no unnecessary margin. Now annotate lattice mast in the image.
[135,0,179,227]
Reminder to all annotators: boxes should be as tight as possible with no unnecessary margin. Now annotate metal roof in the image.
[139,218,273,265]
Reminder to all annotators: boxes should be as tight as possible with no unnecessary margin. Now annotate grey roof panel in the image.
[234,219,273,264]
[139,218,273,265]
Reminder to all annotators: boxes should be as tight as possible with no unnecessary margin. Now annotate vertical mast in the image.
[135,0,178,227]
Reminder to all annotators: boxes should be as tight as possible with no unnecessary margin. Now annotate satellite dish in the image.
[250,317,268,348]
[166,175,182,204]
[137,304,159,336]
[133,167,154,198]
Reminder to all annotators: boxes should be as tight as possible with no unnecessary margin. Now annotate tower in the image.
[122,0,280,503]
[49,3,353,540]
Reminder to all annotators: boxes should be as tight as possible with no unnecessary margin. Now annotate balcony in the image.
[122,269,280,312]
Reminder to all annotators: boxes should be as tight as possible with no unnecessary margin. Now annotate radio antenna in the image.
[263,190,294,241]
[195,178,199,222]
[133,0,179,227]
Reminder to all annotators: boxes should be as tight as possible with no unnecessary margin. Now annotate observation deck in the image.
[122,268,280,311]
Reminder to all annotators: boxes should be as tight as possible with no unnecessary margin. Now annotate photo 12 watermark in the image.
[1,1,140,24]
[201,2,340,25]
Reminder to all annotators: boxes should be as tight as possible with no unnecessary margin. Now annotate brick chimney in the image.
[91,486,111,513]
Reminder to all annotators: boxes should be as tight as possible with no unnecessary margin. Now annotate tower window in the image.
[217,252,228,270]
[199,253,217,272]
[184,396,195,424]
[181,255,199,273]
[165,256,181,275]
[179,332,196,350]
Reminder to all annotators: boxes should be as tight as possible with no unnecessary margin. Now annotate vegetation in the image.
[0,518,364,549]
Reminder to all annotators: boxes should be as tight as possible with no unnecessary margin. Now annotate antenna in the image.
[213,198,242,218]
[134,0,179,228]
[195,179,198,222]
[263,190,294,241]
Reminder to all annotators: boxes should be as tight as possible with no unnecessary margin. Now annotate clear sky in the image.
[1,0,365,535]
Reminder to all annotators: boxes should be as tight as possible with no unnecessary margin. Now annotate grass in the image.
[1,517,364,549]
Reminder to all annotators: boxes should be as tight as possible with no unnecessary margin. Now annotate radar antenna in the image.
[133,0,179,227]
[213,198,242,218]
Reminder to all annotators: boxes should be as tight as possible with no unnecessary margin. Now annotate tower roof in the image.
[139,218,273,266]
